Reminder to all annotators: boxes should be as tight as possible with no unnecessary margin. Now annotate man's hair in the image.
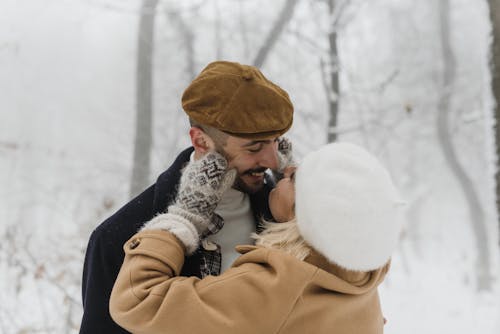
[189,117,229,149]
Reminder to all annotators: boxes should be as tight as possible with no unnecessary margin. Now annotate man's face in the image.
[220,135,280,194]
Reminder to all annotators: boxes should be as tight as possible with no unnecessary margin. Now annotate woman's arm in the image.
[109,230,287,334]
[109,230,187,333]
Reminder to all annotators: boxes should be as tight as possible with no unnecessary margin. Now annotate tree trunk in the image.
[165,9,196,156]
[130,0,158,197]
[488,0,500,246]
[167,10,196,80]
[438,0,491,290]
[327,0,339,143]
[253,0,299,68]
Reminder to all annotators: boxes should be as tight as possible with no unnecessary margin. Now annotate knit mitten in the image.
[274,136,296,181]
[142,152,236,254]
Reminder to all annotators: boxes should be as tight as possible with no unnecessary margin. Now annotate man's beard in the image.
[232,167,268,194]
[214,145,267,194]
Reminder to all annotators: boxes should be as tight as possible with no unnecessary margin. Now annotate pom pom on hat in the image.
[295,142,405,271]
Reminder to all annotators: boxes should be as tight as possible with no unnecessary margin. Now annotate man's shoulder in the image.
[150,147,193,212]
[89,147,194,246]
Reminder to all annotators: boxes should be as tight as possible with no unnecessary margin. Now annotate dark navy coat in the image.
[79,147,273,334]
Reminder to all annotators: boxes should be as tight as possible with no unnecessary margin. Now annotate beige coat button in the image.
[129,238,141,249]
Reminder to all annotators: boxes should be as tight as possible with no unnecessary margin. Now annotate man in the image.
[79,60,294,334]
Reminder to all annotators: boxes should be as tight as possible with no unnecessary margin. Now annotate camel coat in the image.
[110,230,389,334]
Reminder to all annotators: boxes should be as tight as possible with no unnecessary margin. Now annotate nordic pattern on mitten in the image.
[177,152,232,220]
[272,137,296,184]
[276,136,294,171]
[140,153,235,255]
[277,136,292,154]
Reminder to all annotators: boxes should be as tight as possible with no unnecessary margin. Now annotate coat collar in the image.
[235,244,389,295]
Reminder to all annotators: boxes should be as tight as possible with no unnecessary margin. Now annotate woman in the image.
[109,142,404,334]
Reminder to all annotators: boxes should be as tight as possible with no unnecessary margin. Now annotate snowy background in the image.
[1,0,499,333]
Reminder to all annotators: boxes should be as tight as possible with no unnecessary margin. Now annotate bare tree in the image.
[130,0,159,197]
[167,10,196,80]
[318,0,352,143]
[488,0,500,242]
[163,8,197,159]
[438,0,492,290]
[326,0,339,143]
[1,224,81,332]
[253,0,300,68]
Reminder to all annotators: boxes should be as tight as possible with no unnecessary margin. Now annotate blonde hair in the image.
[252,219,311,261]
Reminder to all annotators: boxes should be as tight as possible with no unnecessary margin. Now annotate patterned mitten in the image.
[273,136,296,181]
[142,152,236,254]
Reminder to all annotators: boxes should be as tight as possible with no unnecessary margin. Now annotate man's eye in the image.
[247,144,263,153]
[247,147,262,153]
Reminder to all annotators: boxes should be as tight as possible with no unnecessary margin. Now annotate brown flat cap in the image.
[182,61,294,140]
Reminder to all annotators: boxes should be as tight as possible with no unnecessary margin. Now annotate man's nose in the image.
[258,142,279,170]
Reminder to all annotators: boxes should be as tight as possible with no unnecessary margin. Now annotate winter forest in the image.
[1,0,500,333]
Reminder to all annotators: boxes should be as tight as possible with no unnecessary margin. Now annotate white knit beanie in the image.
[295,142,405,271]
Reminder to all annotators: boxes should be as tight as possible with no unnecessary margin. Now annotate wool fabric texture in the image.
[110,230,388,334]
[182,61,294,139]
[141,152,236,255]
[295,142,404,271]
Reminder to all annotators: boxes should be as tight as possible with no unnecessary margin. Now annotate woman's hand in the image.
[142,151,236,254]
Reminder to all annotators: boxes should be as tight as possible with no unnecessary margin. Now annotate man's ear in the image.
[189,127,216,155]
